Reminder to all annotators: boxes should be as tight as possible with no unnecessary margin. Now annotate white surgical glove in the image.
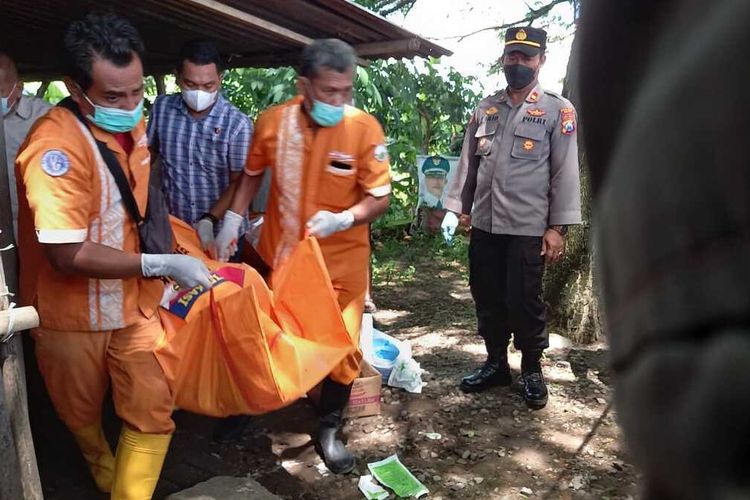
[306,210,354,239]
[214,210,244,261]
[195,217,215,254]
[441,211,459,243]
[141,254,213,290]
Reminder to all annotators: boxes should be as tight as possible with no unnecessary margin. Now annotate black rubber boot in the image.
[315,378,355,474]
[212,415,251,444]
[460,340,512,393]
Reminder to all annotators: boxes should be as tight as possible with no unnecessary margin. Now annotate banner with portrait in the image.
[416,155,460,210]
[415,155,459,232]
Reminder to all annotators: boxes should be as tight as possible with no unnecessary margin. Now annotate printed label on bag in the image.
[166,267,246,319]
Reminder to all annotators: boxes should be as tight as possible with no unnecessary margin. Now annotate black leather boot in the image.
[520,350,548,409]
[315,378,355,474]
[460,347,512,393]
[212,415,251,444]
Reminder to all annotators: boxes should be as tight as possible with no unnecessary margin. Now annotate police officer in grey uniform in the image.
[445,27,581,409]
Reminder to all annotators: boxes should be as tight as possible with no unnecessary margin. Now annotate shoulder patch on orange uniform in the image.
[41,150,71,177]
[374,144,388,163]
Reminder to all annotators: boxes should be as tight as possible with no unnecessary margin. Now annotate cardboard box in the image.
[343,360,382,418]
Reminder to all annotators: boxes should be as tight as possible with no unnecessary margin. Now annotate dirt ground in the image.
[32,238,640,499]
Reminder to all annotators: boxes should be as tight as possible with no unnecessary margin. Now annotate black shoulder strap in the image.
[57,97,144,226]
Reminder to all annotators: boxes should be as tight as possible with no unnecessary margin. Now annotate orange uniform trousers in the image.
[32,314,174,434]
[328,267,368,386]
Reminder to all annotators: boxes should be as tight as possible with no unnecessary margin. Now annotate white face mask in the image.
[181,88,218,112]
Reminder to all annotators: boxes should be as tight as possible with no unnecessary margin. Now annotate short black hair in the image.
[177,39,223,73]
[299,39,356,79]
[64,13,144,91]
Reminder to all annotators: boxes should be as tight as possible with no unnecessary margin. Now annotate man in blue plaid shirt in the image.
[148,39,252,257]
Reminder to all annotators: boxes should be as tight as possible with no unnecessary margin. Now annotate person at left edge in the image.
[1,52,52,238]
[148,39,253,258]
[15,13,212,498]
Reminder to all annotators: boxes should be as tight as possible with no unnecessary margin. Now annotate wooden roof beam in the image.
[181,0,312,46]
[354,38,423,57]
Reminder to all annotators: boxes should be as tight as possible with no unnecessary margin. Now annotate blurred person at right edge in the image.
[213,39,391,474]
[579,1,750,499]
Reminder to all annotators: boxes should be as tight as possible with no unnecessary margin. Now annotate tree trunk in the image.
[155,74,166,96]
[35,81,50,99]
[542,26,603,344]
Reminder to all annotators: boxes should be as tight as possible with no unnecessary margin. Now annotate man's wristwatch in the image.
[549,225,568,236]
[199,213,219,225]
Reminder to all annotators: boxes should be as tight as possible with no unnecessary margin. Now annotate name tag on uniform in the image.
[522,116,547,125]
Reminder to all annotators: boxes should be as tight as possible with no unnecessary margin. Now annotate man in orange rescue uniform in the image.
[15,13,212,498]
[214,39,391,474]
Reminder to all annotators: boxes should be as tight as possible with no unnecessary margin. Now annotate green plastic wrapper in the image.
[367,455,428,498]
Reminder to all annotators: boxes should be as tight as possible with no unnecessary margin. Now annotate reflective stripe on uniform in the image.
[74,120,126,330]
[273,104,304,268]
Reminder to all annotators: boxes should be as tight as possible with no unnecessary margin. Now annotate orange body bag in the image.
[154,219,355,416]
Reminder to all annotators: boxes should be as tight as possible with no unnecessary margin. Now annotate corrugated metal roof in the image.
[2,0,451,78]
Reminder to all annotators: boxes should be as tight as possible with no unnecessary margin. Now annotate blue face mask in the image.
[82,91,143,133]
[310,99,344,127]
[1,81,17,116]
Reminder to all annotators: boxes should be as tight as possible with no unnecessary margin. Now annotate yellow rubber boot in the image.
[110,428,172,500]
[71,423,116,493]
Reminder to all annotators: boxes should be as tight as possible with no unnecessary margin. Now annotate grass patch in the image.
[372,231,469,286]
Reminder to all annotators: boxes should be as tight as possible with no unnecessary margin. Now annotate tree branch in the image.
[361,0,417,17]
[438,0,572,42]
[379,0,417,16]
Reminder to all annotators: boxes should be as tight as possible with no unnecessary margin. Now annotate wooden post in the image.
[0,259,42,500]
[0,102,43,500]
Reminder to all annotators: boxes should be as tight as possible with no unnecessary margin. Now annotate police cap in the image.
[504,27,547,57]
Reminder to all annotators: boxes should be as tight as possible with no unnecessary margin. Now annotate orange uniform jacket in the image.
[15,107,162,331]
[246,95,391,283]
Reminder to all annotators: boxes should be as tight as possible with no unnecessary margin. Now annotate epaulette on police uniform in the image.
[543,90,565,101]
[492,90,505,98]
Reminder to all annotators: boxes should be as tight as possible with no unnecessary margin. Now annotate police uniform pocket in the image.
[474,120,499,157]
[511,122,547,160]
